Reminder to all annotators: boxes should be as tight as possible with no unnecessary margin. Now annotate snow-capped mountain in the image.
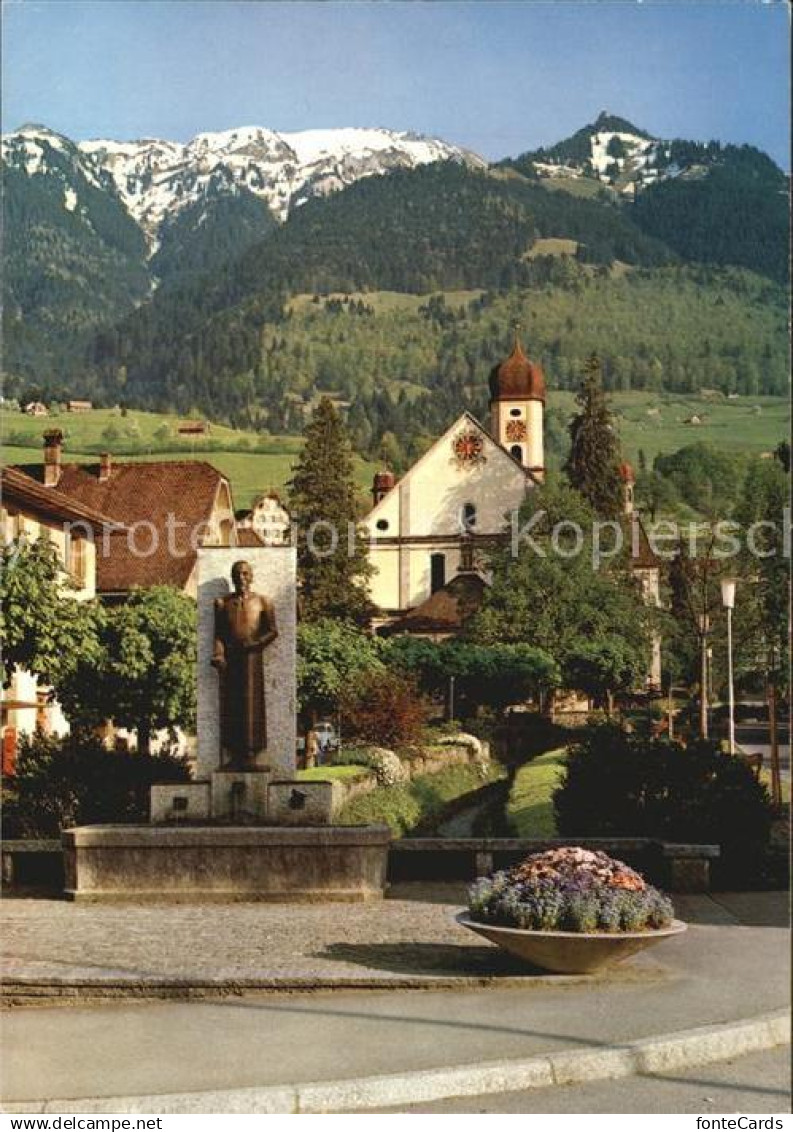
[524,112,691,197]
[3,122,485,248]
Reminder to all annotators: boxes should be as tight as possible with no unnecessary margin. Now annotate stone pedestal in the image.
[63,825,391,903]
[150,783,211,823]
[196,546,296,780]
[268,780,335,826]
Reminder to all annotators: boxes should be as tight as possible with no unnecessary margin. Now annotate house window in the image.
[510,445,524,461]
[461,502,477,531]
[430,553,446,594]
[69,535,87,586]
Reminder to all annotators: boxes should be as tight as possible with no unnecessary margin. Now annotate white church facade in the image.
[362,333,662,687]
[363,334,546,619]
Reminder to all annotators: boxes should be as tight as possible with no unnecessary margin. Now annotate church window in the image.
[509,407,523,417]
[430,553,446,593]
[376,519,389,531]
[510,445,523,461]
[461,502,477,531]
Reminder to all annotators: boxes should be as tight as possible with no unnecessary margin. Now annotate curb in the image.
[0,963,670,1006]
[4,1008,789,1114]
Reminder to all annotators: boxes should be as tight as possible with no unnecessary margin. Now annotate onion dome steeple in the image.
[488,325,546,403]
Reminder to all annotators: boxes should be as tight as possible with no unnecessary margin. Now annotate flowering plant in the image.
[468,847,674,933]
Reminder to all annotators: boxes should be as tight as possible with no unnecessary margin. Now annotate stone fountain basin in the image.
[456,912,687,974]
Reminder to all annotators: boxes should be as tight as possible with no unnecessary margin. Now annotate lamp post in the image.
[721,578,737,755]
[698,613,710,739]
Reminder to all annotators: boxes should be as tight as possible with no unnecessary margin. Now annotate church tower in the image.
[488,329,545,479]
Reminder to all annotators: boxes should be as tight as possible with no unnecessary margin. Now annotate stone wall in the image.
[196,546,296,779]
[327,737,489,814]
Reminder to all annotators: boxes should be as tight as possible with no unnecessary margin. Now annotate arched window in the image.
[510,445,523,461]
[461,502,477,531]
[430,553,446,594]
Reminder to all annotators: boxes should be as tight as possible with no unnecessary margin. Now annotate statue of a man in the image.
[211,560,278,769]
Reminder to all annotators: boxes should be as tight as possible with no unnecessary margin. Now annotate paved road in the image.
[375,1045,792,1113]
[2,898,789,1108]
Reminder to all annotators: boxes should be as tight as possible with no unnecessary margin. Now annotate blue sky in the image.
[2,1,789,165]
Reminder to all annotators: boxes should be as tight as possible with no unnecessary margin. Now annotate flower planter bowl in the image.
[456,912,687,974]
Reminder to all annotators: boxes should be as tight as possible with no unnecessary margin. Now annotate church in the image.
[362,333,662,687]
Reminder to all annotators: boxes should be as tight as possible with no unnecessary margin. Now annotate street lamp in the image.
[721,578,737,755]
[698,613,710,739]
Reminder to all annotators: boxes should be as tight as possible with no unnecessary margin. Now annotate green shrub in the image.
[554,723,772,860]
[2,731,191,838]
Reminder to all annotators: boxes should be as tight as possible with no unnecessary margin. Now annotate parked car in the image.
[315,721,340,759]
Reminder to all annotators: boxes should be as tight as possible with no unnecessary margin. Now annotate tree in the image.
[0,538,103,690]
[386,637,559,717]
[3,731,190,837]
[563,636,647,715]
[297,619,384,720]
[341,669,428,750]
[565,354,623,518]
[59,586,197,756]
[288,397,374,625]
[634,468,680,521]
[469,478,651,702]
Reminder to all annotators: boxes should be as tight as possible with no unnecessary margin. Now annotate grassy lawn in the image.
[296,765,372,782]
[288,289,484,315]
[507,748,569,838]
[337,761,500,837]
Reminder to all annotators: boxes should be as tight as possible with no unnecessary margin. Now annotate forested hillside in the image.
[2,114,789,457]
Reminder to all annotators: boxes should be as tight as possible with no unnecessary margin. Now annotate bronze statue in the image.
[211,560,278,769]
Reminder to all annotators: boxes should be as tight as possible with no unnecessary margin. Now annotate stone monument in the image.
[64,541,391,902]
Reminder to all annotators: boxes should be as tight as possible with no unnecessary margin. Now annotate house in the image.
[23,401,48,417]
[238,492,291,546]
[0,465,118,763]
[14,432,238,598]
[67,400,93,413]
[177,420,210,437]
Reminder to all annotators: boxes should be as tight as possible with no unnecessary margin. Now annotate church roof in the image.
[380,572,487,636]
[489,334,546,403]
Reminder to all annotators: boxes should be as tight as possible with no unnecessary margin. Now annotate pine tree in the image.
[565,353,623,518]
[288,398,374,626]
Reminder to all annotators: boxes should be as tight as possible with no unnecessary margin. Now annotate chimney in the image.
[99,452,113,482]
[43,429,64,487]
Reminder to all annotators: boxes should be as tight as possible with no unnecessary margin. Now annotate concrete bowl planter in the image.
[456,912,687,974]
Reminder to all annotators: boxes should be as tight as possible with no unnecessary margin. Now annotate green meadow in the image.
[2,408,377,509]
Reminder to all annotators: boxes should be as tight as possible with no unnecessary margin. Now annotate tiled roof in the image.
[14,460,229,592]
[1,466,119,531]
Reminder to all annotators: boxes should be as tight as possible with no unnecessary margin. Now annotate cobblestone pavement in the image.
[0,887,786,988]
